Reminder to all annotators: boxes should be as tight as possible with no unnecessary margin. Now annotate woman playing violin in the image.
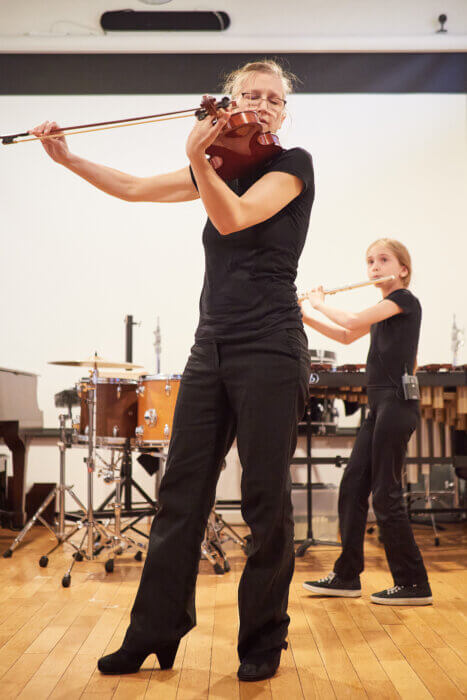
[32,59,315,682]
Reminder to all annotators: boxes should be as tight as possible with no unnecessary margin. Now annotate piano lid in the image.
[0,367,39,377]
[0,367,43,428]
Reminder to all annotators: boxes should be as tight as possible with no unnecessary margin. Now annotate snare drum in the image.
[136,374,181,446]
[77,376,138,445]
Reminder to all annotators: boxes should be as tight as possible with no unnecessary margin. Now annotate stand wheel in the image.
[223,559,231,573]
[134,551,143,562]
[62,575,71,588]
[39,555,48,567]
[105,559,114,573]
[435,537,440,547]
[3,549,13,558]
[73,551,84,562]
[213,562,224,575]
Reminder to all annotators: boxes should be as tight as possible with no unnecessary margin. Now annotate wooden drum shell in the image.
[136,374,181,446]
[78,378,138,444]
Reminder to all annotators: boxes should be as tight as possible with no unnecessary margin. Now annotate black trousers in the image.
[334,387,429,586]
[122,328,310,660]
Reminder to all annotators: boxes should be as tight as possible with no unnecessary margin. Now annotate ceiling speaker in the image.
[100,10,230,31]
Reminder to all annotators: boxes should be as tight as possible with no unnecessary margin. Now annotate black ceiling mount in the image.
[100,10,230,32]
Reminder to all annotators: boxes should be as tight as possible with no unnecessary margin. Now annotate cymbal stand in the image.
[2,414,88,562]
[60,368,119,587]
[94,448,147,572]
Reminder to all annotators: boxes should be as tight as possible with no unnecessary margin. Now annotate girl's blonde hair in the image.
[221,60,298,101]
[366,238,412,287]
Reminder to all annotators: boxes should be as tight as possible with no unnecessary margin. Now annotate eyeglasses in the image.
[240,92,287,110]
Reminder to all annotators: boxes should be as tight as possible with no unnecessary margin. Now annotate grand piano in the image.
[0,367,43,528]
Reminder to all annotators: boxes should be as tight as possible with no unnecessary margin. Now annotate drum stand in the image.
[2,414,89,562]
[93,449,148,570]
[94,439,158,541]
[60,372,147,585]
[201,509,248,575]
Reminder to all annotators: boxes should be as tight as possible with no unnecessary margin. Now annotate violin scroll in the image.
[195,96,233,121]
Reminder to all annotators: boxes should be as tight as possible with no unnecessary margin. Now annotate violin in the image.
[199,96,283,180]
[0,95,283,182]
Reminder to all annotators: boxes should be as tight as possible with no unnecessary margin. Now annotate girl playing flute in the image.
[300,238,432,605]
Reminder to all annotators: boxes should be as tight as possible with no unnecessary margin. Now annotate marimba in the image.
[301,364,467,547]
[308,364,467,430]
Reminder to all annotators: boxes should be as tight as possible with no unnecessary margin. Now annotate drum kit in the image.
[4,352,245,584]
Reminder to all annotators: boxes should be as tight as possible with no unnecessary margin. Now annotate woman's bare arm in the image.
[30,120,199,203]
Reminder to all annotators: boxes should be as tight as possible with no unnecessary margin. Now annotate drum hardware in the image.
[60,370,150,585]
[4,352,156,579]
[93,438,158,542]
[49,354,152,582]
[154,318,162,374]
[2,414,91,566]
[201,509,249,575]
[144,408,158,427]
[92,448,148,571]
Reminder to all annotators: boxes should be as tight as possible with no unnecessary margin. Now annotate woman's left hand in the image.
[308,286,325,308]
[186,106,231,161]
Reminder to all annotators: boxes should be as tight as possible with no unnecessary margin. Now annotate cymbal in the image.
[48,353,143,370]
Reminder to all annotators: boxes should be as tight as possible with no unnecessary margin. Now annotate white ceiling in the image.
[0,0,466,52]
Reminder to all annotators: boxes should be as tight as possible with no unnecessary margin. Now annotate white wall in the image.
[1,90,466,503]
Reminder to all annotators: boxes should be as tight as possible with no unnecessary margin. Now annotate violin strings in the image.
[5,111,197,145]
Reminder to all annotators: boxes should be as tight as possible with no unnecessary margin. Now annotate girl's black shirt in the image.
[366,288,422,389]
[190,147,314,343]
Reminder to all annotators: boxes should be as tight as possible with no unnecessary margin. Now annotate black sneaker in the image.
[371,582,433,606]
[302,572,361,597]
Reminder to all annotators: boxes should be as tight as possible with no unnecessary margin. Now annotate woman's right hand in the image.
[29,121,70,164]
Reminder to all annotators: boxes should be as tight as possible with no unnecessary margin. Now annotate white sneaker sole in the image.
[370,595,433,606]
[302,582,361,597]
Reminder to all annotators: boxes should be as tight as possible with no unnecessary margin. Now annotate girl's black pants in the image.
[121,328,310,660]
[334,387,429,586]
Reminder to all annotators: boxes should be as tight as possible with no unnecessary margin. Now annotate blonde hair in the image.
[221,60,298,101]
[366,238,412,287]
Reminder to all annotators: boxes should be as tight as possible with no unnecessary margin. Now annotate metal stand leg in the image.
[201,511,229,575]
[97,453,147,572]
[2,415,88,561]
[201,509,249,574]
[296,401,341,557]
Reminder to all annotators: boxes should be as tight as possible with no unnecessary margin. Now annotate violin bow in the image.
[1,96,231,145]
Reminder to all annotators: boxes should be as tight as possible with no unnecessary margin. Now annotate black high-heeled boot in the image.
[237,642,287,682]
[97,641,180,675]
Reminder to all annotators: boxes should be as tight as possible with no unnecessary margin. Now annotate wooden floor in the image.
[0,520,466,699]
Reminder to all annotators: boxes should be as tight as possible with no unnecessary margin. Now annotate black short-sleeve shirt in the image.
[366,288,422,388]
[191,147,314,342]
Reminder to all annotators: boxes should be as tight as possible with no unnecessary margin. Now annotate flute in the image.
[298,275,395,302]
